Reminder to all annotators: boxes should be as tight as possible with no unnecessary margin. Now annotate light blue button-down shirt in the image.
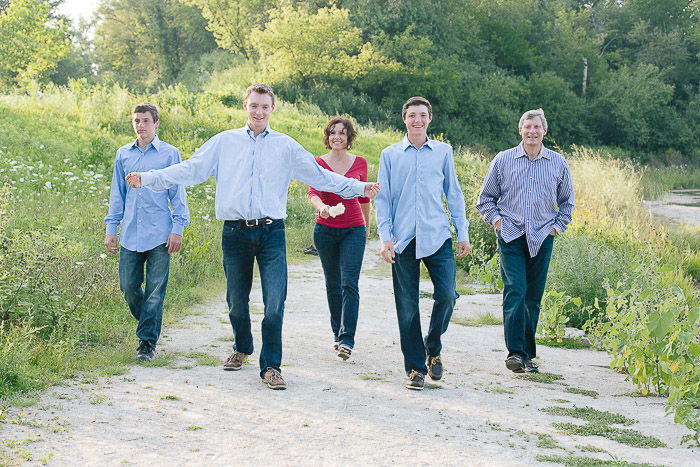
[375,136,469,259]
[139,125,367,220]
[105,136,190,252]
[476,143,575,257]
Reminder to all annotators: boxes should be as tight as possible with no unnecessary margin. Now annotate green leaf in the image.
[571,297,582,307]
[648,308,676,340]
[687,305,699,326]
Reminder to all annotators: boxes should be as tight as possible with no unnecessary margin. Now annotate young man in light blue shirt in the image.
[375,96,471,390]
[126,84,379,390]
[105,103,190,362]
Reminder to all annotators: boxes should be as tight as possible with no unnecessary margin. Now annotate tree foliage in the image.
[93,0,217,91]
[0,0,70,89]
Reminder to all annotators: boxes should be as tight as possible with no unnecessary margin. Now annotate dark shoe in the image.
[332,342,339,352]
[136,340,155,362]
[427,354,443,381]
[303,245,318,256]
[405,370,425,390]
[261,368,287,390]
[337,344,352,361]
[223,351,249,371]
[505,355,525,373]
[525,360,540,373]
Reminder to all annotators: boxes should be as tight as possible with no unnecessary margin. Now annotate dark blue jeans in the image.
[313,223,366,348]
[392,239,457,375]
[119,244,171,347]
[498,233,554,361]
[222,220,287,376]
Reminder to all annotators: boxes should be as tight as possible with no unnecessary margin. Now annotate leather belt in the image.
[229,217,274,227]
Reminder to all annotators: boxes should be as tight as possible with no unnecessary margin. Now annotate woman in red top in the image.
[308,116,370,360]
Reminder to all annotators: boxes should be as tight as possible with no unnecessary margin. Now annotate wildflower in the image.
[44,181,52,189]
[99,253,107,259]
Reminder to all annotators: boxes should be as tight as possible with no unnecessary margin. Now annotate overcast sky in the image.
[57,0,101,25]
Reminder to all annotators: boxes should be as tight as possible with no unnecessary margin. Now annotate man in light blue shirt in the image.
[105,103,190,362]
[126,84,379,390]
[476,108,574,374]
[375,96,471,391]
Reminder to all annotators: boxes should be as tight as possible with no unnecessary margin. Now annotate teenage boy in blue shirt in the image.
[105,103,190,362]
[375,96,471,391]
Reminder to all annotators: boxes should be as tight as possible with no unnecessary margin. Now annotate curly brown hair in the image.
[323,116,357,150]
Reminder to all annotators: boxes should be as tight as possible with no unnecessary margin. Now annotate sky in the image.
[56,0,101,25]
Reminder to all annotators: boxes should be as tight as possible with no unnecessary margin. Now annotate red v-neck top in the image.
[308,156,369,228]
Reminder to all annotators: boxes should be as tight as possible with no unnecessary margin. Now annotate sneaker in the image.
[427,354,443,381]
[337,344,352,361]
[223,351,249,371]
[405,370,425,390]
[136,340,155,362]
[261,368,287,390]
[524,360,540,373]
[505,354,525,373]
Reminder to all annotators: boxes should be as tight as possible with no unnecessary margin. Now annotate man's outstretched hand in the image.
[125,173,142,188]
[364,182,380,198]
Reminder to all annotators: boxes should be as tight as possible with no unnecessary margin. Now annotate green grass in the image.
[537,454,659,466]
[565,387,599,398]
[536,337,590,349]
[552,423,666,448]
[517,372,565,384]
[575,444,608,453]
[452,313,503,327]
[541,406,637,426]
[537,433,565,449]
[185,351,221,366]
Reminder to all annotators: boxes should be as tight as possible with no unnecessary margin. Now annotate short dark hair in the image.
[132,102,159,122]
[323,116,357,150]
[244,83,276,106]
[401,96,432,120]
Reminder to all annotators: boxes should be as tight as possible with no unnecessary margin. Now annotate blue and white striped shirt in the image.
[476,143,574,257]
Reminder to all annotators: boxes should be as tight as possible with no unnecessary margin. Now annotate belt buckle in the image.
[245,219,257,227]
[264,218,273,225]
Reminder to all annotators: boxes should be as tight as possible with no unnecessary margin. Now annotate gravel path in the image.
[1,246,698,466]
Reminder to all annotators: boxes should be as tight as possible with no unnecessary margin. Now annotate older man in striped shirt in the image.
[476,109,574,374]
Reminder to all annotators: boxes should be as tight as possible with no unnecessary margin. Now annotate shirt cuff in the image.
[491,216,502,227]
[378,227,392,243]
[352,180,366,197]
[105,224,118,235]
[171,224,185,236]
[457,232,470,244]
[139,171,154,187]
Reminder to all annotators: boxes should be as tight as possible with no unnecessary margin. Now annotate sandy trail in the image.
[644,189,700,228]
[1,246,698,466]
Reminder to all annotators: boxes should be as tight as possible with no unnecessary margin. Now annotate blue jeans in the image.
[222,220,287,376]
[498,233,554,361]
[391,239,457,375]
[313,223,366,348]
[119,244,171,346]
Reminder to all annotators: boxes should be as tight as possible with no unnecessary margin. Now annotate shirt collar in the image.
[130,135,161,152]
[401,134,433,151]
[514,142,550,160]
[245,123,271,139]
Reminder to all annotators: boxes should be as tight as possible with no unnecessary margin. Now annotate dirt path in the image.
[1,247,698,466]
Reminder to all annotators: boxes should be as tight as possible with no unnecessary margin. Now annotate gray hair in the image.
[518,108,548,132]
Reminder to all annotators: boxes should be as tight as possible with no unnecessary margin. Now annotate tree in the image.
[183,0,278,59]
[250,5,399,85]
[93,0,218,91]
[0,0,70,89]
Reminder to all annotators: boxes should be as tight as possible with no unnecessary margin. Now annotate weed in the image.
[565,387,599,398]
[575,444,607,453]
[536,337,590,349]
[536,454,657,466]
[159,395,180,401]
[185,351,220,366]
[537,433,564,449]
[542,406,636,425]
[452,313,502,327]
[553,423,665,448]
[187,425,203,430]
[517,372,564,384]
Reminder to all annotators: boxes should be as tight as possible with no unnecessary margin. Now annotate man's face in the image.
[519,116,547,147]
[403,105,432,139]
[132,112,158,142]
[243,92,275,132]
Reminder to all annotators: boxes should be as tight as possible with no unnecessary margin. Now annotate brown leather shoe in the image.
[223,351,249,371]
[262,368,287,390]
[427,355,443,380]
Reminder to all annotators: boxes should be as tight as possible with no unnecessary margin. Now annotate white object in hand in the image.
[328,203,345,218]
